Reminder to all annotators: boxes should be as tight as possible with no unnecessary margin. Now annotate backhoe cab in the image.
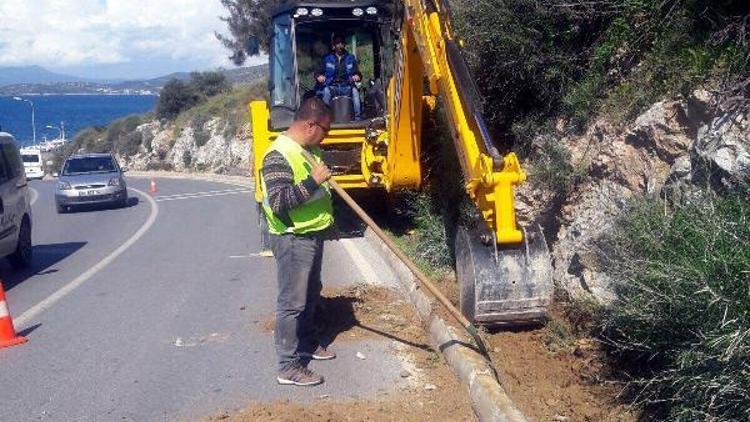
[266,2,391,129]
[250,0,553,327]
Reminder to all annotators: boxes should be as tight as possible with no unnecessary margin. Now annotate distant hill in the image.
[0,65,89,86]
[0,65,268,95]
[111,66,268,91]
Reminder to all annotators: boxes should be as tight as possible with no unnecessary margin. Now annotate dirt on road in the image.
[213,277,638,422]
[212,285,476,422]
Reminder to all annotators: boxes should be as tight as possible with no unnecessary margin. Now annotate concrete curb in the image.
[363,228,528,422]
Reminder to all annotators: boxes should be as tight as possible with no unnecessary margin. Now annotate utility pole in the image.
[13,97,36,145]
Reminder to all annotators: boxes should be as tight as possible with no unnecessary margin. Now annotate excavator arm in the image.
[399,0,524,244]
[391,0,553,325]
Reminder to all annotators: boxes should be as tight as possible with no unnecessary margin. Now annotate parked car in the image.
[0,132,33,268]
[55,153,128,213]
[20,147,44,180]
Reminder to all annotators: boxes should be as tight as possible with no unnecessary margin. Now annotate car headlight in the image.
[108,177,121,187]
[57,181,71,190]
[352,7,364,16]
[366,7,378,15]
[311,8,323,16]
[294,7,308,17]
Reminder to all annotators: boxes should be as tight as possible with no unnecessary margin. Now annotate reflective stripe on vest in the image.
[260,134,334,235]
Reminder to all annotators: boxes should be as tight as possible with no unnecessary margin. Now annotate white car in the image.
[20,147,44,180]
[0,133,33,269]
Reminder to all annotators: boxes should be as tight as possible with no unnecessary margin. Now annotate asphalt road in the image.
[0,176,412,422]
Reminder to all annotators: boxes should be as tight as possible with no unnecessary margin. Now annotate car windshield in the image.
[63,157,117,175]
[21,154,40,163]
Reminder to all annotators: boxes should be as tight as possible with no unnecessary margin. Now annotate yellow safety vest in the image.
[260,134,334,235]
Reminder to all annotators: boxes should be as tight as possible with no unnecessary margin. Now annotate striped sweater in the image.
[261,150,320,215]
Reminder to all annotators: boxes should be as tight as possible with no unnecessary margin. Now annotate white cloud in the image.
[0,0,235,70]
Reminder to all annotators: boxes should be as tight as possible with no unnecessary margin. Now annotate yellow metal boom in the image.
[398,0,525,244]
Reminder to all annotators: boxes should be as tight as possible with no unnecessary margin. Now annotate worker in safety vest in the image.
[260,97,336,387]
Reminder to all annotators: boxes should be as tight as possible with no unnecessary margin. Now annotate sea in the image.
[0,95,158,147]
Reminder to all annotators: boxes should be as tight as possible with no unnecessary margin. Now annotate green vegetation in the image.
[449,0,749,145]
[156,71,232,120]
[595,190,750,420]
[51,114,153,172]
[173,81,266,145]
[385,107,477,276]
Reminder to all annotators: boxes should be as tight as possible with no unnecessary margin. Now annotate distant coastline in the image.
[0,64,267,97]
[4,92,159,97]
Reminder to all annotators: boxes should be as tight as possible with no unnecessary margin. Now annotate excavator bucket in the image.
[455,224,553,326]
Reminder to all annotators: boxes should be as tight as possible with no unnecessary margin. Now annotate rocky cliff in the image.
[117,117,252,176]
[518,90,750,303]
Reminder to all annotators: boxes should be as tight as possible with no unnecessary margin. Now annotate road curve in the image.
[0,176,407,422]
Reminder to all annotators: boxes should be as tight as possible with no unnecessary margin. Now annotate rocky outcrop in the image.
[118,117,252,176]
[670,111,750,194]
[520,90,749,303]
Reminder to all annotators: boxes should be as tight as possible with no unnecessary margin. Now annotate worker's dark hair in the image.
[294,97,333,122]
[332,35,346,45]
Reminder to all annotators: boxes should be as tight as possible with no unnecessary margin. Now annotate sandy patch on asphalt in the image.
[214,285,475,421]
[260,285,429,345]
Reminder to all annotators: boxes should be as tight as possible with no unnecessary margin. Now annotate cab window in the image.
[22,154,40,163]
[295,29,377,96]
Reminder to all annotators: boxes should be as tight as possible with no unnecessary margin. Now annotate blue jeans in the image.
[322,84,361,120]
[270,233,324,371]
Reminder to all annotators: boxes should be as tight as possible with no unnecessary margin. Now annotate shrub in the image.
[157,79,201,120]
[190,71,231,98]
[528,137,583,196]
[182,150,192,168]
[107,115,146,155]
[596,190,750,420]
[448,0,749,141]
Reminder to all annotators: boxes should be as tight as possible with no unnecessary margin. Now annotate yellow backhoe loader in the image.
[249,0,552,326]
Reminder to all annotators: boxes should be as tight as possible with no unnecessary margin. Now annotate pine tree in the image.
[215,0,289,65]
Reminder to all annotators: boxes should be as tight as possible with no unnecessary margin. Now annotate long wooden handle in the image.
[327,178,474,329]
[302,150,487,352]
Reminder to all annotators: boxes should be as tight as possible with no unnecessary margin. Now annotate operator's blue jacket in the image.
[321,52,358,86]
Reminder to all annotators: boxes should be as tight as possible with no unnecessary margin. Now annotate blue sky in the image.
[0,0,265,80]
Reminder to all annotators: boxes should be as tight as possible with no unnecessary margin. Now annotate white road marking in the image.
[340,238,380,285]
[229,254,265,258]
[15,187,159,328]
[29,187,39,206]
[154,188,249,200]
[155,190,251,202]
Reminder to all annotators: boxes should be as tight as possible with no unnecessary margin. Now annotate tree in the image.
[215,0,288,65]
[190,71,231,97]
[156,79,200,120]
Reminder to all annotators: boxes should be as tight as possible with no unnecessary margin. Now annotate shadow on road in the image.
[0,242,87,291]
[315,294,432,352]
[62,196,139,214]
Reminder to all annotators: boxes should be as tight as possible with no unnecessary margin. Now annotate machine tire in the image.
[455,226,476,323]
[56,204,67,214]
[9,217,32,269]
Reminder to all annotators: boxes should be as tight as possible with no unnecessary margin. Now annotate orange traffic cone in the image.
[149,178,158,194]
[0,282,27,349]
